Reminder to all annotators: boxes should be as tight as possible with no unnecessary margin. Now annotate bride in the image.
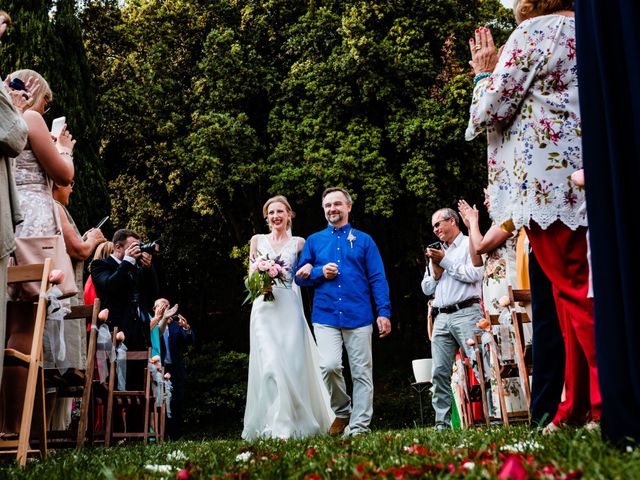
[241,195,334,440]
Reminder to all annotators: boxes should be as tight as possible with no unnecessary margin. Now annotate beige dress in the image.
[13,150,84,371]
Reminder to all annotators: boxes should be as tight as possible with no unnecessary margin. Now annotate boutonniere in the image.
[347,229,356,248]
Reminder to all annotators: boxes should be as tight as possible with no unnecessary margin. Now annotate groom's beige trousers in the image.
[313,323,373,435]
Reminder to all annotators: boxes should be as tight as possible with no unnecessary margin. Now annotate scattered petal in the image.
[145,464,173,473]
[235,451,252,462]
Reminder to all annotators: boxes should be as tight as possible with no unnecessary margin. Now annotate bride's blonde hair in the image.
[263,195,295,231]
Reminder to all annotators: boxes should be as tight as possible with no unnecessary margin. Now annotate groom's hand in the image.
[322,262,339,279]
[377,316,391,338]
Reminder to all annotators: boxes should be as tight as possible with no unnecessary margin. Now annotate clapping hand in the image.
[0,11,10,39]
[469,26,501,76]
[177,314,190,332]
[457,199,479,228]
[5,75,41,112]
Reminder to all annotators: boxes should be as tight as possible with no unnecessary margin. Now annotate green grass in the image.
[1,426,638,479]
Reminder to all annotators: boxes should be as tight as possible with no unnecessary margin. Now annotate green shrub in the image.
[183,341,248,437]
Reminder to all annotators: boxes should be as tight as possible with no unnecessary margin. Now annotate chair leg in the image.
[104,386,114,448]
[36,369,48,459]
[488,336,510,426]
[473,342,491,427]
[76,377,92,448]
[17,360,43,465]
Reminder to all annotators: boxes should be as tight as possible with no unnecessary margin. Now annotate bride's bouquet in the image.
[243,251,289,304]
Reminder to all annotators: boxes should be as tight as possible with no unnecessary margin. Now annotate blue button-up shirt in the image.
[295,224,391,328]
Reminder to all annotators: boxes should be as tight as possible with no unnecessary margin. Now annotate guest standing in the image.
[1,69,74,433]
[466,0,599,432]
[0,10,29,389]
[421,208,484,431]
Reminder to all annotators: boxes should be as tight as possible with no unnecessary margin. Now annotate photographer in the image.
[91,229,158,351]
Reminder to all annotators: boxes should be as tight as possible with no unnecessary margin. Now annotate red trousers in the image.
[526,221,601,425]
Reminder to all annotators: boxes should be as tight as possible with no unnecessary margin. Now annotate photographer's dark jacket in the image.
[91,255,158,350]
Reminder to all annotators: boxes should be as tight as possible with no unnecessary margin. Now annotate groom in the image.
[295,187,391,436]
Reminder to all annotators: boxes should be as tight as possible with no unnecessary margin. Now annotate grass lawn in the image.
[1,425,638,479]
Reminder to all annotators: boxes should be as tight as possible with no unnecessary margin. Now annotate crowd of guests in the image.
[1,0,637,451]
[423,0,597,435]
[0,10,191,441]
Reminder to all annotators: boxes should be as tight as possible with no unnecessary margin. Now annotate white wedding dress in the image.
[242,235,334,440]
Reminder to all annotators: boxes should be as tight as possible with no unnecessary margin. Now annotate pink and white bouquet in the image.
[243,251,289,304]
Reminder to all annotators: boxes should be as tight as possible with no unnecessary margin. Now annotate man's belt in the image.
[432,297,480,316]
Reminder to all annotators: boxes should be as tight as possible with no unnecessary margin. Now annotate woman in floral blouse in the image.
[465,0,599,434]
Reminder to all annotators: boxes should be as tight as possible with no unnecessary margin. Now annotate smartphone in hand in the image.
[51,116,66,138]
[95,216,109,229]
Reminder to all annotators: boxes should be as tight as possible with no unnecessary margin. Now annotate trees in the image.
[0,0,108,229]
[78,0,511,432]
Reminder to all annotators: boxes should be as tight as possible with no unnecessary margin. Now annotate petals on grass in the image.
[167,449,188,462]
[403,444,429,455]
[502,440,542,453]
[305,447,316,458]
[144,464,173,473]
[498,455,527,480]
[235,451,252,462]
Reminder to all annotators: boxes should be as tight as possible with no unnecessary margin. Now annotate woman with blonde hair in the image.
[10,68,75,238]
[2,69,76,433]
[242,195,334,440]
[84,241,113,305]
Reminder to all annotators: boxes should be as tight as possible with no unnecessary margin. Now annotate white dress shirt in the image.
[421,232,483,308]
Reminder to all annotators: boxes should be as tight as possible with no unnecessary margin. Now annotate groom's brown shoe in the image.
[329,417,350,436]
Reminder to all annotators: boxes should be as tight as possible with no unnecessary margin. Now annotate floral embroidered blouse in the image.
[466,14,586,231]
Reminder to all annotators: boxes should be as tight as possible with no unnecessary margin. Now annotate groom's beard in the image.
[326,212,344,225]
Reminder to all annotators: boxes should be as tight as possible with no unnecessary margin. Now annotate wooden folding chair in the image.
[0,259,52,466]
[104,328,163,447]
[508,285,532,412]
[76,299,104,447]
[456,347,491,428]
[476,286,532,426]
[42,300,103,448]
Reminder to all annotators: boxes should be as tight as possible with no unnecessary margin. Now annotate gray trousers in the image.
[314,323,373,435]
[431,303,486,428]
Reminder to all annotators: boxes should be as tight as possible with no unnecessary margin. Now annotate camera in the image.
[427,241,442,250]
[138,239,161,255]
[9,78,25,91]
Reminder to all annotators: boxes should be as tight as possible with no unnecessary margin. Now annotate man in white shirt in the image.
[421,208,484,431]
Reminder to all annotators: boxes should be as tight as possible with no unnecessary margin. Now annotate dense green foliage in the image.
[0,0,109,230]
[2,0,517,433]
[2,426,639,478]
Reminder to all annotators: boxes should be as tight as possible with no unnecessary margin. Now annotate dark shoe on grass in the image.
[329,417,350,436]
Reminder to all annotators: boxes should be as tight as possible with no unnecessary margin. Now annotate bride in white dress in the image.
[242,195,334,440]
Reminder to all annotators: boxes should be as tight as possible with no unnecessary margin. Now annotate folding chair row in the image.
[44,301,102,449]
[104,327,164,447]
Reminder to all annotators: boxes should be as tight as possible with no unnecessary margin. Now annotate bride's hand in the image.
[295,263,313,278]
